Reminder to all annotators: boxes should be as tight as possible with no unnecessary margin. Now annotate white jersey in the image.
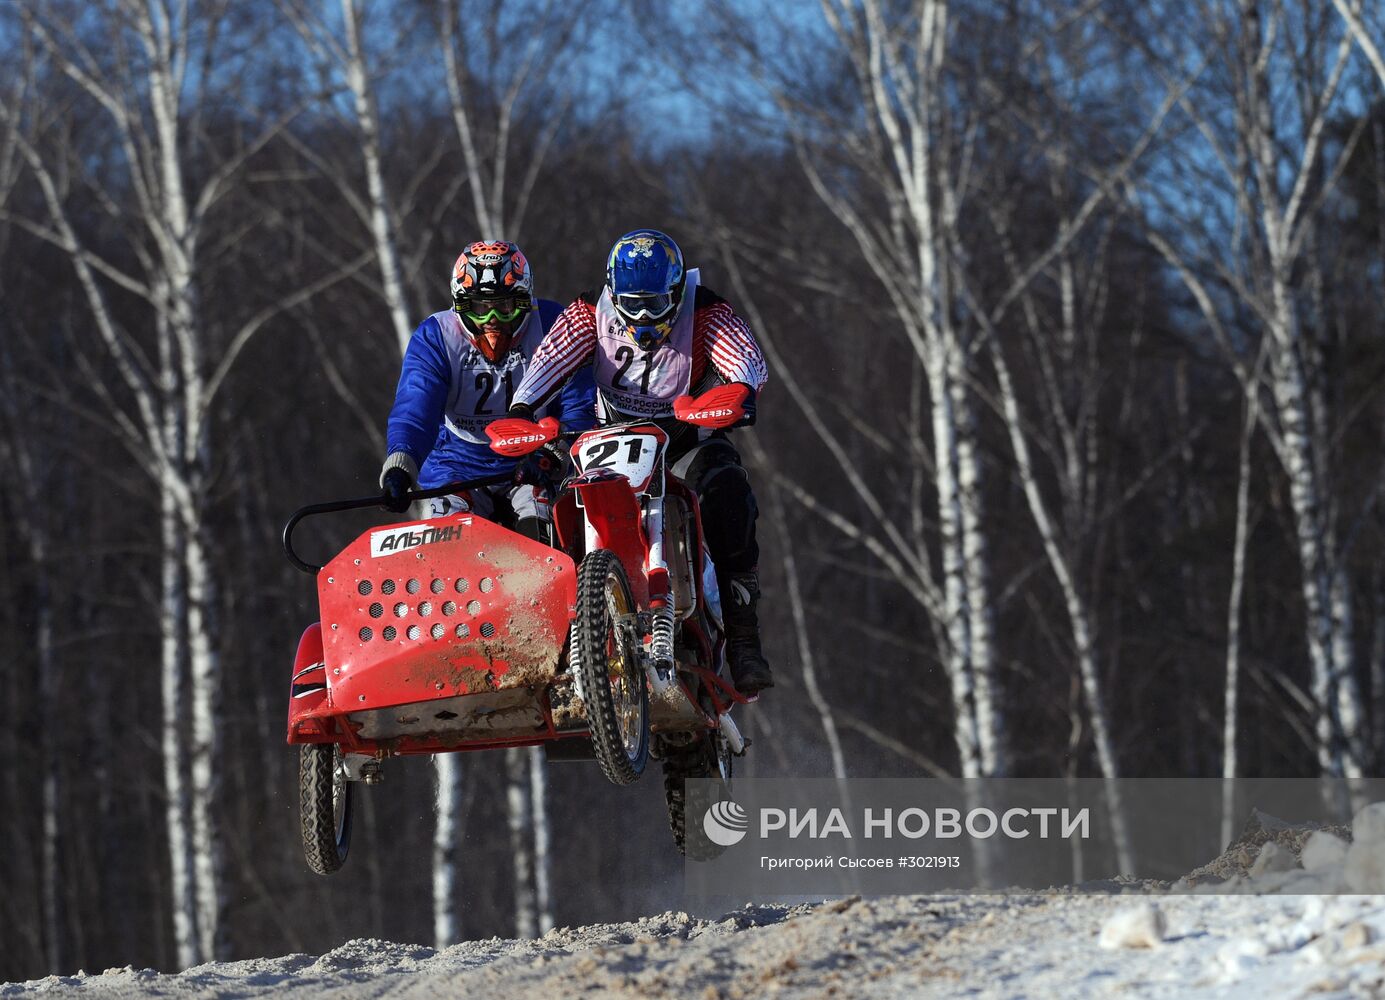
[591,269,700,421]
[432,309,547,444]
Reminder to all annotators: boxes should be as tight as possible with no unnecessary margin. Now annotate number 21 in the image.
[585,438,645,468]
[612,345,654,394]
[475,370,515,414]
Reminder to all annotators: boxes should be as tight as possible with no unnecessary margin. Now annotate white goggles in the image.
[614,291,675,321]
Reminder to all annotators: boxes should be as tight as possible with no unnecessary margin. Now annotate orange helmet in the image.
[450,241,534,362]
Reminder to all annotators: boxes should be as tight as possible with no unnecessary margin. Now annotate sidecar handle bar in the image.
[282,473,514,575]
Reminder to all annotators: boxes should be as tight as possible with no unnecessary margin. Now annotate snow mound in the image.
[1300,830,1349,873]
[1174,800,1385,896]
[1344,803,1385,893]
[1099,903,1166,949]
[1180,807,1352,888]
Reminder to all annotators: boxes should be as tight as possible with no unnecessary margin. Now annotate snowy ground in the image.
[12,808,1385,997]
[8,892,1385,999]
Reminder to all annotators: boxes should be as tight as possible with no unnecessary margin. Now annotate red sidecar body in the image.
[286,511,588,755]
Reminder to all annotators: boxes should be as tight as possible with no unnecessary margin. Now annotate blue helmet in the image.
[606,229,685,350]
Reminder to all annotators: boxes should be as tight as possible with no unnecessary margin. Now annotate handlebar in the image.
[489,386,755,457]
[281,473,514,575]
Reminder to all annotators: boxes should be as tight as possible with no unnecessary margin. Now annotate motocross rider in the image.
[379,241,596,534]
[504,230,773,695]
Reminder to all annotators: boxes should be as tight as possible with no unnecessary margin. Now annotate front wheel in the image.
[299,743,352,874]
[575,548,649,785]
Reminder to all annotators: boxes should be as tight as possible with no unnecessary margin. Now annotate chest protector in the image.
[435,309,547,444]
[593,269,700,421]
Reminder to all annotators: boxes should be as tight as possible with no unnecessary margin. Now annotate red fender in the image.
[286,622,330,743]
[572,473,650,606]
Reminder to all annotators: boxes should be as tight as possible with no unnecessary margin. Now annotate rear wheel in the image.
[663,730,733,859]
[300,743,352,874]
[575,548,649,785]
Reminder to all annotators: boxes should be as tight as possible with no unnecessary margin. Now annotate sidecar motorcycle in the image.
[283,387,754,873]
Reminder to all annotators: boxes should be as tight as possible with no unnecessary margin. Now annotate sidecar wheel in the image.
[575,548,649,786]
[300,743,352,875]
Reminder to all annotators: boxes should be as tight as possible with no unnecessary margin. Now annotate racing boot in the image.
[722,571,774,695]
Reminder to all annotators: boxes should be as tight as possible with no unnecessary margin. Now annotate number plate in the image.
[571,424,669,495]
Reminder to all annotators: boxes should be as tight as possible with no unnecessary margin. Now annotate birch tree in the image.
[1331,0,1385,90]
[0,72,62,966]
[278,0,422,353]
[1223,364,1262,846]
[704,0,1125,787]
[711,0,1011,780]
[957,36,1197,866]
[711,237,851,786]
[437,0,588,244]
[0,364,64,971]
[701,201,950,783]
[1120,0,1378,777]
[5,0,341,965]
[695,9,1204,879]
[505,748,537,939]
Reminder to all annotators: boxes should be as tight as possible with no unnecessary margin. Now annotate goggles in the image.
[614,291,675,321]
[457,295,530,324]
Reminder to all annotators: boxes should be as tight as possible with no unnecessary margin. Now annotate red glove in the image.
[486,416,559,457]
[673,383,752,429]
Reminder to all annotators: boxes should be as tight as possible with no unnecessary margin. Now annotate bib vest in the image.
[435,308,547,444]
[592,269,700,421]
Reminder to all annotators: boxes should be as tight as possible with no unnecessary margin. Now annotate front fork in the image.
[642,497,677,677]
[579,494,676,686]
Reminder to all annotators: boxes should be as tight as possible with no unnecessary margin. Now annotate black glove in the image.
[513,445,562,490]
[381,466,413,513]
[507,402,535,422]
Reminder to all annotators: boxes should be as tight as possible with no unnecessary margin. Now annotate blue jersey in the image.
[385,299,597,488]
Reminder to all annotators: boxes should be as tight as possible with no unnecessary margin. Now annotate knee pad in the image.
[508,484,552,524]
[674,438,741,491]
[417,493,473,521]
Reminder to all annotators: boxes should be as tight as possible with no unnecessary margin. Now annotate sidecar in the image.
[283,491,589,873]
[287,510,585,755]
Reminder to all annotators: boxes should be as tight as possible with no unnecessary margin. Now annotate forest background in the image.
[3,0,1385,980]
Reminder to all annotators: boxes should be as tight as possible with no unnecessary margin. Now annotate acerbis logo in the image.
[497,432,546,447]
[689,408,733,421]
[702,800,749,847]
